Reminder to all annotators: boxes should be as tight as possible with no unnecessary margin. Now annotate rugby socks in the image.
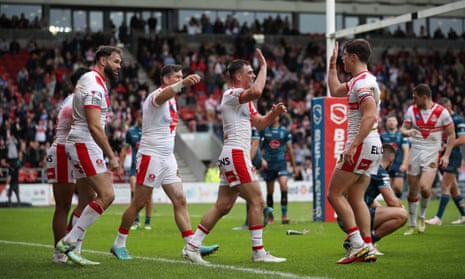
[135,214,140,224]
[419,194,431,219]
[453,195,465,216]
[65,210,79,233]
[346,226,364,247]
[250,224,264,252]
[71,211,86,254]
[182,229,194,243]
[114,227,129,248]
[281,191,288,218]
[145,215,151,226]
[266,194,273,209]
[408,197,419,227]
[371,230,381,243]
[65,201,103,244]
[363,236,374,251]
[187,224,209,249]
[436,194,450,219]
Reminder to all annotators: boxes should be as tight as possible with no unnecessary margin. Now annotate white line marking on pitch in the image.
[0,240,329,279]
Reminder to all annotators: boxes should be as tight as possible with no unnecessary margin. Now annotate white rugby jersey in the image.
[138,87,178,156]
[221,87,258,154]
[404,103,453,150]
[345,71,380,141]
[68,70,110,142]
[55,94,73,144]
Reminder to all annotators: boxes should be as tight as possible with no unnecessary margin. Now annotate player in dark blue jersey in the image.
[340,144,407,255]
[260,115,298,224]
[118,111,152,230]
[426,97,465,225]
[380,115,410,199]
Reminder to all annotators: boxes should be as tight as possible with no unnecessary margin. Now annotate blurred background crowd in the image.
[0,11,464,183]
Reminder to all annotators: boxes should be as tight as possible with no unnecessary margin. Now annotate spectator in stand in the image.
[6,150,22,207]
[118,21,128,45]
[204,93,218,131]
[147,12,158,34]
[35,119,47,144]
[9,37,20,55]
[0,37,9,55]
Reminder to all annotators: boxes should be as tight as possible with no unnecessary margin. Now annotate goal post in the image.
[312,0,465,222]
[325,0,465,83]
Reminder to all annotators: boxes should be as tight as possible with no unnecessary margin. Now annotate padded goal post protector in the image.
[311,97,348,222]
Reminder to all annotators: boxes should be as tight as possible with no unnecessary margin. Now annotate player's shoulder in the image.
[78,70,97,83]
[378,166,390,177]
[77,71,106,91]
[352,72,377,86]
[453,112,465,123]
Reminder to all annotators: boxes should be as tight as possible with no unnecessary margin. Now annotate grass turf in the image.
[1,200,465,279]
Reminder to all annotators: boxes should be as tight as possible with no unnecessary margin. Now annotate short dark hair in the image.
[438,97,451,106]
[70,67,91,87]
[344,39,371,63]
[160,64,183,80]
[413,83,432,98]
[382,143,395,155]
[94,45,122,63]
[227,59,250,79]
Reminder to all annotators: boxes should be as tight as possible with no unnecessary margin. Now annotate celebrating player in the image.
[400,84,455,235]
[111,64,218,260]
[326,39,383,264]
[183,48,287,264]
[56,46,123,265]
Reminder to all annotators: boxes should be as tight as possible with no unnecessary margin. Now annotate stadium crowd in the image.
[0,12,464,183]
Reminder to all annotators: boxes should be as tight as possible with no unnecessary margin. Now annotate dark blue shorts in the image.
[444,151,462,174]
[129,163,137,177]
[388,165,405,178]
[261,161,289,181]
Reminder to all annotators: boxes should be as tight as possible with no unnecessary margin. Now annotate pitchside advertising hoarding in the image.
[311,97,348,222]
[0,180,313,206]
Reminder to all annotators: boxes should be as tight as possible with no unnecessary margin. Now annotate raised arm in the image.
[154,74,201,106]
[327,41,348,97]
[239,48,267,104]
[252,103,287,131]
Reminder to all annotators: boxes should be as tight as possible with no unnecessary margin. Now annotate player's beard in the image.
[104,63,119,82]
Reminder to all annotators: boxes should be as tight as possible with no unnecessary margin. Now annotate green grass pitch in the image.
[1,200,465,279]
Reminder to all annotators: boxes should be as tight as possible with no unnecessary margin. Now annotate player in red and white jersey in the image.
[183,48,287,264]
[111,64,218,261]
[57,46,122,265]
[327,39,382,264]
[137,86,179,157]
[47,67,96,264]
[400,83,455,235]
[68,71,110,143]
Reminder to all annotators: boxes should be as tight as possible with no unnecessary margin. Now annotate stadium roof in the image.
[6,0,465,17]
